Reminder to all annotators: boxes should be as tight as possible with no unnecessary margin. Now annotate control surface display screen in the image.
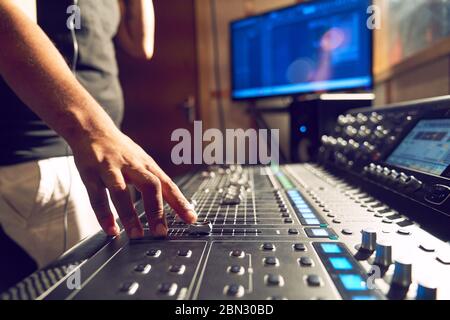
[386,119,450,176]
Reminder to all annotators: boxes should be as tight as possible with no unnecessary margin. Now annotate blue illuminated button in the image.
[302,213,316,219]
[305,219,321,225]
[329,257,353,270]
[339,274,367,291]
[352,295,377,300]
[320,243,342,254]
[311,229,328,236]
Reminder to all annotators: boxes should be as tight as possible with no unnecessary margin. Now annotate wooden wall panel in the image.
[389,57,450,103]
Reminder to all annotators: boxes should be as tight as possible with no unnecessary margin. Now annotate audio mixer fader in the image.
[3,96,450,300]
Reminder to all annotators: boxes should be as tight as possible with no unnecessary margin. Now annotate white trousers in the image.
[0,157,103,268]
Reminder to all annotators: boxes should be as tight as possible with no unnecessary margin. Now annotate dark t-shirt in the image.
[0,0,123,166]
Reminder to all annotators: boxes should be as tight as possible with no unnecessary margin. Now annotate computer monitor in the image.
[230,0,373,100]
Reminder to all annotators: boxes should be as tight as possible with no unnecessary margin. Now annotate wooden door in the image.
[118,0,199,177]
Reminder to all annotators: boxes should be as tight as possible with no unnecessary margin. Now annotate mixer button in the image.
[339,274,367,291]
[342,229,353,235]
[169,264,186,275]
[225,284,245,297]
[397,229,411,236]
[284,218,293,224]
[332,219,342,224]
[146,249,161,258]
[397,219,414,227]
[419,244,435,253]
[306,275,322,287]
[382,219,393,224]
[134,263,151,274]
[281,213,291,218]
[436,254,450,265]
[299,257,314,267]
[293,243,307,252]
[158,283,178,296]
[264,257,280,266]
[230,250,245,258]
[262,243,276,251]
[265,274,284,287]
[177,249,192,258]
[387,213,402,220]
[120,282,139,295]
[327,213,336,218]
[228,265,245,275]
[288,228,299,235]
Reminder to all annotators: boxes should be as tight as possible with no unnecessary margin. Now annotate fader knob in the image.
[360,228,377,252]
[416,283,437,300]
[391,259,412,288]
[373,241,393,268]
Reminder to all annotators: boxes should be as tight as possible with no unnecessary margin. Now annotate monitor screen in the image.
[230,0,373,100]
[386,119,450,176]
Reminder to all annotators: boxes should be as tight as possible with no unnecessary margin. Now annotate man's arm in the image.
[0,0,197,238]
[116,0,155,59]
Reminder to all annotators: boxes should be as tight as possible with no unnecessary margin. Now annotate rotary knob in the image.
[387,259,413,300]
[416,283,437,300]
[355,229,377,260]
[391,259,412,288]
[373,241,393,269]
[360,228,377,252]
[405,176,423,192]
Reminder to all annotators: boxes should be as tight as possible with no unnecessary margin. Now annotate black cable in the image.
[210,0,226,134]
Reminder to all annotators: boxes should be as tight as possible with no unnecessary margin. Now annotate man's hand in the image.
[72,125,197,239]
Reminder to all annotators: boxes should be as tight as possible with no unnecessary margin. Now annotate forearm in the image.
[117,0,155,59]
[0,1,118,146]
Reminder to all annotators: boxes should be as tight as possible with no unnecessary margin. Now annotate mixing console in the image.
[2,96,450,300]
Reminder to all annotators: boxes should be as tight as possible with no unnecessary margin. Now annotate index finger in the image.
[162,178,197,224]
[145,160,197,224]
